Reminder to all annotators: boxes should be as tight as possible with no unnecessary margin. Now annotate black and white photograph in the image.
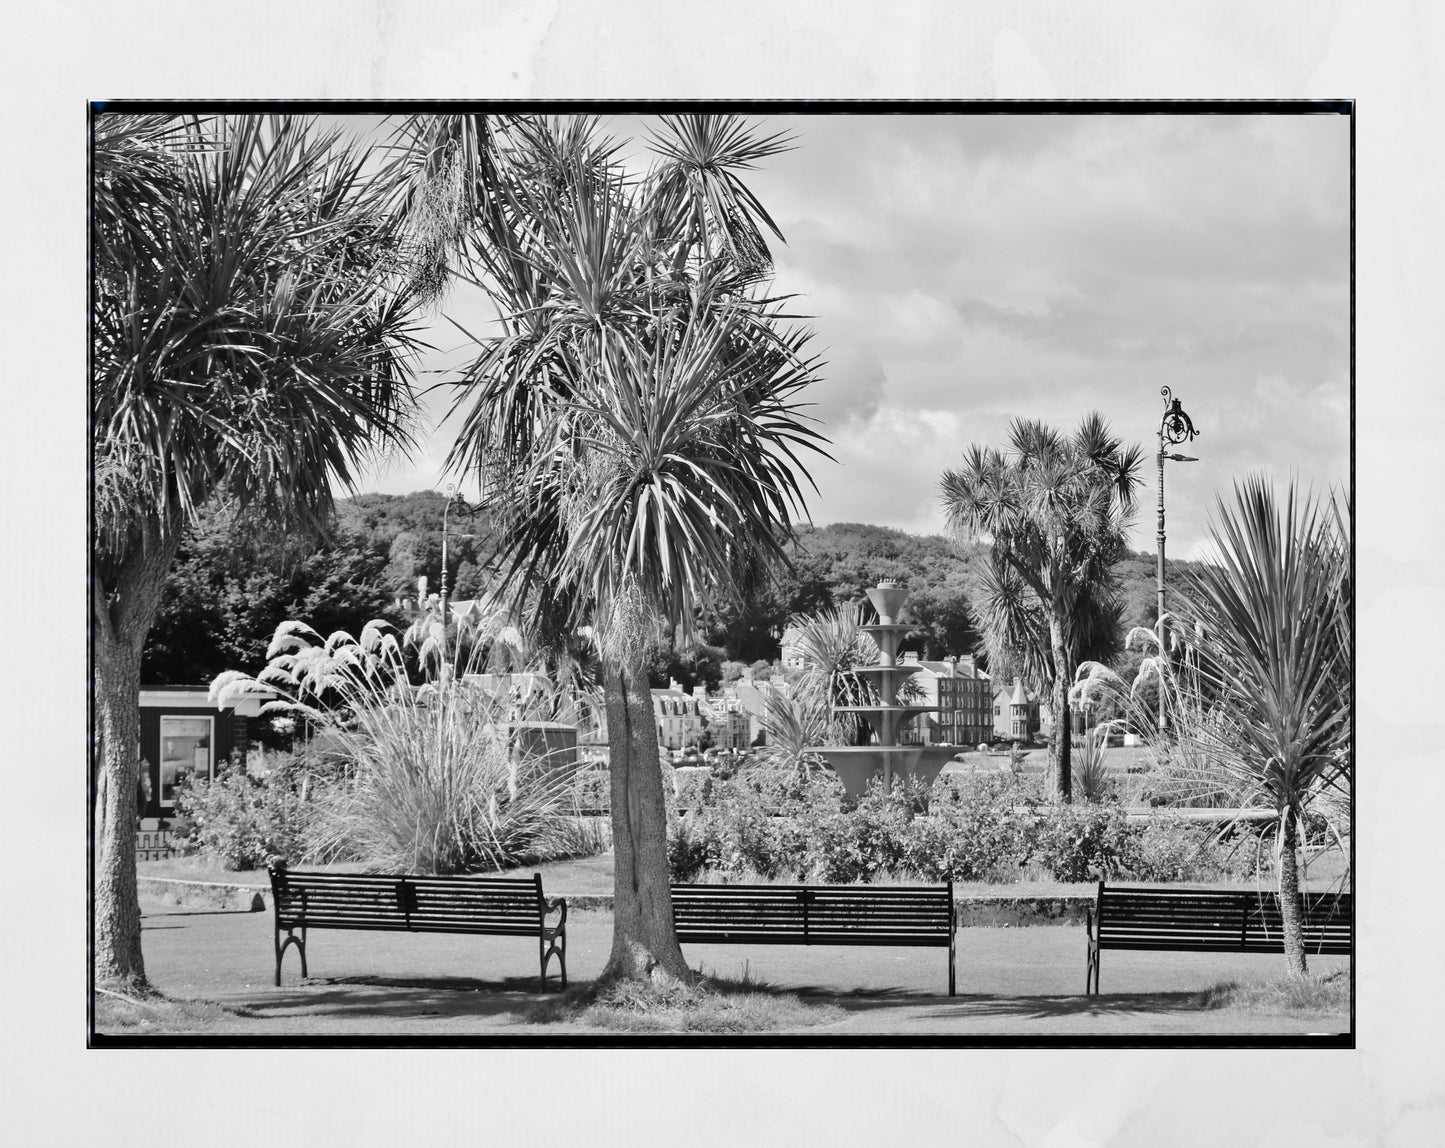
[12,3,1434,1140]
[90,105,1353,1045]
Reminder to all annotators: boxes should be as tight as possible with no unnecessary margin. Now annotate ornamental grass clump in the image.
[1070,727,1115,804]
[213,615,600,875]
[1071,636,1246,810]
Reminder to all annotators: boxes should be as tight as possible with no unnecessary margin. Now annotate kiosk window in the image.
[159,716,213,810]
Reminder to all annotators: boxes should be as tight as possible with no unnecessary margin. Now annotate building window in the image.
[158,715,213,811]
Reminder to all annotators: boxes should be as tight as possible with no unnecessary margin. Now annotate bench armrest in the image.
[542,896,568,936]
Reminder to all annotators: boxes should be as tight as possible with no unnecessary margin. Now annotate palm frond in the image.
[94,114,425,562]
[1178,476,1351,816]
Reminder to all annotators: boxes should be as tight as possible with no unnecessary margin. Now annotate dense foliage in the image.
[141,500,402,685]
[665,767,1250,885]
[144,500,1206,686]
[172,748,318,869]
[208,618,603,874]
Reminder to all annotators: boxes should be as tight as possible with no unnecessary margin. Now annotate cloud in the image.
[761,113,1350,556]
[807,340,888,428]
[357,111,1350,562]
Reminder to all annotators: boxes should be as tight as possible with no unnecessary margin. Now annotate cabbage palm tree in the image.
[1179,477,1351,976]
[441,116,827,983]
[92,114,423,988]
[788,603,882,746]
[970,559,1126,719]
[941,415,1142,801]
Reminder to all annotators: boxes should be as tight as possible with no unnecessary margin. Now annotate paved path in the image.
[124,897,1350,1038]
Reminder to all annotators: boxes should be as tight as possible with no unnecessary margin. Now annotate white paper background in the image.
[7,1,1441,1143]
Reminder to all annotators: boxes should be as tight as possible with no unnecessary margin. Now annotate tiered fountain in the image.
[809,581,958,798]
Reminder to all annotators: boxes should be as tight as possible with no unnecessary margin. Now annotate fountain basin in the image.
[832,704,938,746]
[810,745,959,798]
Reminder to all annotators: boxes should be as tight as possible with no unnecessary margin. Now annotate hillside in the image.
[141,495,1211,685]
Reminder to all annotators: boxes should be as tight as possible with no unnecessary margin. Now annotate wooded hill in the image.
[141,492,1210,686]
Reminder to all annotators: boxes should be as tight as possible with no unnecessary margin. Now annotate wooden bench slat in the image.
[268,866,566,991]
[1086,881,1352,994]
[670,881,957,995]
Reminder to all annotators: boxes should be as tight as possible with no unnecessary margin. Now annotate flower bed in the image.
[664,767,1256,886]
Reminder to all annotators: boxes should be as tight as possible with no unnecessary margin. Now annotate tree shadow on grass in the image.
[229,974,560,1022]
[788,988,1238,1022]
[142,909,261,922]
[933,990,1216,1021]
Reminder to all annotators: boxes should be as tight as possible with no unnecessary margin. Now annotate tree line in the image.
[142,492,1207,689]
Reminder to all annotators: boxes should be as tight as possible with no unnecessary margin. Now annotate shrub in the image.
[671,765,712,811]
[659,758,1265,889]
[905,774,1041,882]
[1123,815,1248,883]
[575,768,610,814]
[802,780,918,883]
[667,814,720,882]
[1031,801,1136,882]
[173,757,312,870]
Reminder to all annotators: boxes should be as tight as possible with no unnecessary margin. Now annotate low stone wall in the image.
[954,895,1092,927]
[138,877,265,913]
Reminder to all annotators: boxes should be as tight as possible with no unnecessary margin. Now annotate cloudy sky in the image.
[358,111,1350,560]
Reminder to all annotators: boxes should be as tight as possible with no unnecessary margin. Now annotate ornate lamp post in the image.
[440,482,458,628]
[1156,387,1199,731]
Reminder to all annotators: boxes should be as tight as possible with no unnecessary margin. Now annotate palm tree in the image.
[788,603,881,746]
[970,558,1126,719]
[92,114,423,988]
[439,116,827,983]
[941,415,1143,801]
[1178,477,1351,976]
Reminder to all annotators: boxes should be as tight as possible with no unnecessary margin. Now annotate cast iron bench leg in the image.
[275,927,307,986]
[539,899,568,991]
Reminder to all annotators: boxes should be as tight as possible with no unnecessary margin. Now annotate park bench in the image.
[671,881,957,995]
[1085,882,1352,994]
[267,864,567,991]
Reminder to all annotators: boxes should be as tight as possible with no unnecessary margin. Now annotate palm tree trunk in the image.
[600,654,693,984]
[1278,807,1308,976]
[95,625,147,988]
[94,529,181,989]
[1048,613,1072,803]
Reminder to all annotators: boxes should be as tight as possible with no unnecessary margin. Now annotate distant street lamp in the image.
[1156,386,1199,732]
[440,482,458,628]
